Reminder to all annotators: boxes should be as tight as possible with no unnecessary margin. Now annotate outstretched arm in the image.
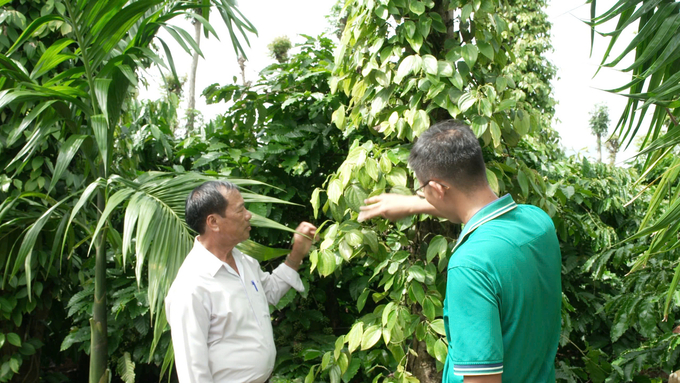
[284,222,317,271]
[357,193,443,222]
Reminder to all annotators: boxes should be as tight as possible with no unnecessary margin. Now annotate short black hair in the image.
[408,120,488,193]
[185,181,238,234]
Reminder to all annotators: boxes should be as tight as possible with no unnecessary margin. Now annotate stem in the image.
[666,107,679,127]
[64,2,109,381]
[89,191,109,383]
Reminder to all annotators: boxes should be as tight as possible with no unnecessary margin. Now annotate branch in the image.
[666,108,679,127]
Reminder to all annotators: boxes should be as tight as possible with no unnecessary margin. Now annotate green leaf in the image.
[6,333,21,347]
[328,179,343,204]
[408,265,426,283]
[19,342,36,356]
[386,167,408,187]
[365,158,379,181]
[395,55,419,83]
[339,239,353,261]
[12,197,70,295]
[0,334,4,348]
[375,5,389,19]
[480,98,493,117]
[94,78,112,118]
[345,184,367,212]
[347,322,364,353]
[412,110,430,136]
[6,15,63,55]
[235,240,289,262]
[305,366,317,383]
[361,325,382,350]
[318,249,336,277]
[498,98,515,111]
[486,168,499,194]
[438,61,454,77]
[30,38,76,79]
[116,352,136,383]
[91,114,109,172]
[427,235,447,263]
[458,92,476,112]
[517,170,529,198]
[477,41,494,60]
[311,188,321,219]
[430,319,446,336]
[357,289,370,312]
[9,358,19,373]
[422,297,435,320]
[422,55,438,75]
[434,339,448,363]
[379,155,393,174]
[362,229,379,253]
[637,298,658,338]
[409,1,426,15]
[461,45,479,68]
[49,135,87,194]
[410,281,425,305]
[332,105,346,130]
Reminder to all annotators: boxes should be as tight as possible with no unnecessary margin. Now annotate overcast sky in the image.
[140,0,640,164]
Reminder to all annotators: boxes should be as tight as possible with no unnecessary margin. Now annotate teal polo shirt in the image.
[442,194,561,382]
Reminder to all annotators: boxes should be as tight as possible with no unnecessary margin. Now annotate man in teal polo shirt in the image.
[358,120,561,382]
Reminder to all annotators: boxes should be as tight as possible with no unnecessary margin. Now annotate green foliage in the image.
[302,0,561,381]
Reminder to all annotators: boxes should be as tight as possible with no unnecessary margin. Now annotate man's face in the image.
[214,189,252,244]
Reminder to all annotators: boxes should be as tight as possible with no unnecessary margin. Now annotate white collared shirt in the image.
[165,239,304,383]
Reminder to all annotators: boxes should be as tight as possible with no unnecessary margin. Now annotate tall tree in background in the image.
[268,36,292,63]
[184,0,257,134]
[589,104,610,162]
[186,7,203,134]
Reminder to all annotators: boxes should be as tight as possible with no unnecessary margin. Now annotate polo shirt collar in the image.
[452,194,517,253]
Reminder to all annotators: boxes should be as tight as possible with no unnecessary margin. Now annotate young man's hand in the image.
[358,193,440,222]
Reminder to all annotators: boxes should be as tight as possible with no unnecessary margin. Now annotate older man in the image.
[165,181,316,383]
[358,120,562,383]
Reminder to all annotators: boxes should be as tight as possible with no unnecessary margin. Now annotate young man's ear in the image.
[430,181,449,199]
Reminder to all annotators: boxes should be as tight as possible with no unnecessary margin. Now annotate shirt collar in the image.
[192,238,230,277]
[452,194,517,253]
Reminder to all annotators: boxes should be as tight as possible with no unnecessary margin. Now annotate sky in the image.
[140,0,641,164]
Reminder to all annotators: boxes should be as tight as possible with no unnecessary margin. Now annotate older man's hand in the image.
[286,222,317,270]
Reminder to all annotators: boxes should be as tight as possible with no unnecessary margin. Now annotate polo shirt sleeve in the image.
[446,265,503,376]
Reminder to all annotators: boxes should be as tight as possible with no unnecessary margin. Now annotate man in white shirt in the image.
[165,181,317,383]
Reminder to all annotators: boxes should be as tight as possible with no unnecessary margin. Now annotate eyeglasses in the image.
[412,180,450,195]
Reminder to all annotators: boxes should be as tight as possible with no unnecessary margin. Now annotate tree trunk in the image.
[89,191,108,383]
[186,12,201,134]
[238,56,247,86]
[410,339,441,383]
[597,133,602,163]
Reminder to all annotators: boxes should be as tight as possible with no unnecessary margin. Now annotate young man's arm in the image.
[358,193,443,222]
[465,375,502,383]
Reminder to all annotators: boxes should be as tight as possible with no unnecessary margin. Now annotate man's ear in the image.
[205,214,219,232]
